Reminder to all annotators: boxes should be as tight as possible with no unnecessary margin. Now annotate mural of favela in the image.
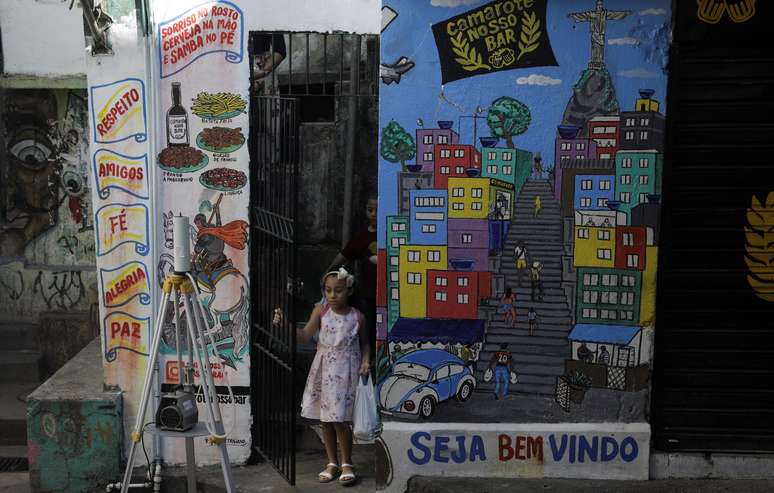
[375,0,669,423]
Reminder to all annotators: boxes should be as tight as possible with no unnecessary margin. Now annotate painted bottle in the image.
[166,82,189,146]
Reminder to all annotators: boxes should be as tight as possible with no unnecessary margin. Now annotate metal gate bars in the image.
[249,95,299,484]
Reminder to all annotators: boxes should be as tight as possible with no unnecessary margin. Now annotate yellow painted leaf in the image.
[747,275,774,301]
[746,191,774,302]
[452,47,467,58]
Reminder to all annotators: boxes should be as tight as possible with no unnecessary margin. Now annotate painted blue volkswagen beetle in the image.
[377,349,476,419]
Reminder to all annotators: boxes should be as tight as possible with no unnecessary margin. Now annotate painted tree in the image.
[486,96,532,149]
[380,121,415,172]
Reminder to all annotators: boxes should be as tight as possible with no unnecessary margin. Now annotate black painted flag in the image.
[432,0,558,84]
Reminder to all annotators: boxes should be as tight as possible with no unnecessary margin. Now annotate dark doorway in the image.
[248,31,379,485]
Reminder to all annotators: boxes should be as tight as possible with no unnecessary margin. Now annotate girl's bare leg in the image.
[321,423,339,472]
[333,423,354,474]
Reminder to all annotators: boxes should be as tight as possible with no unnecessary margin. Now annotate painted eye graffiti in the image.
[9,137,54,166]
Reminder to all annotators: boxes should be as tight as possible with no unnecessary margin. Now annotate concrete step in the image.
[487,316,571,327]
[509,373,559,386]
[475,362,565,379]
[476,382,555,396]
[513,207,561,215]
[482,334,569,347]
[513,209,561,218]
[480,344,570,357]
[0,324,37,351]
[0,351,42,384]
[487,314,572,326]
[490,302,572,313]
[507,353,567,366]
[0,383,36,446]
[486,327,570,338]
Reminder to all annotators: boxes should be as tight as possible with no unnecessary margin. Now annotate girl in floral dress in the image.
[295,267,371,485]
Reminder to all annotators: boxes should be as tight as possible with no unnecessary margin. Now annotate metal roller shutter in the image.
[652,0,774,453]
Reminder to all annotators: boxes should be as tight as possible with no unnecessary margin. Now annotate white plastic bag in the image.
[483,368,493,383]
[353,375,380,441]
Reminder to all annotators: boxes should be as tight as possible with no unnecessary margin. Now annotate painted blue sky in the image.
[378,0,671,248]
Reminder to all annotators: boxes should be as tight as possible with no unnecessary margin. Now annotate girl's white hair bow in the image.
[336,266,355,288]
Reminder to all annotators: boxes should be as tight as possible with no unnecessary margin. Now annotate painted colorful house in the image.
[426,270,489,320]
[409,189,448,245]
[614,150,663,219]
[398,244,447,318]
[614,226,649,271]
[574,174,615,210]
[630,199,662,245]
[573,210,626,269]
[386,216,410,328]
[555,127,597,168]
[568,323,648,367]
[620,91,665,152]
[447,218,489,271]
[433,144,481,189]
[416,126,460,173]
[575,267,642,325]
[447,177,489,220]
[558,159,616,217]
[639,245,659,327]
[376,305,388,341]
[397,171,434,215]
[481,146,533,196]
[588,115,621,160]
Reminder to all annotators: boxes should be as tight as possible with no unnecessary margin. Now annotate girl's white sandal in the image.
[319,463,339,483]
[339,463,356,486]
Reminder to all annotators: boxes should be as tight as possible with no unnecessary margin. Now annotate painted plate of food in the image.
[196,127,245,153]
[158,145,208,173]
[191,92,246,120]
[199,167,247,192]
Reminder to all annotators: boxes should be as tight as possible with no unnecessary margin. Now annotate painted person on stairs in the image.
[529,261,544,302]
[488,343,513,400]
[513,240,529,287]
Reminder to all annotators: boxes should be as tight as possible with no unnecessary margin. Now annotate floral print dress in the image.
[300,305,363,422]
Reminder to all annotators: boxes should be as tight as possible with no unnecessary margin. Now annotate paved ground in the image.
[408,477,774,493]
[0,444,374,492]
[0,472,29,493]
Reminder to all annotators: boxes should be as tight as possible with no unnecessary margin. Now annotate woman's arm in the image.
[326,252,348,274]
[358,313,371,376]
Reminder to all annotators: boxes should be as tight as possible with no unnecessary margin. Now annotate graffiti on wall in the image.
[1,90,93,260]
[376,0,669,434]
[0,89,96,322]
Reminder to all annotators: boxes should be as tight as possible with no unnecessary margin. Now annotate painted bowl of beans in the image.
[199,167,247,191]
[158,145,208,173]
[196,127,245,153]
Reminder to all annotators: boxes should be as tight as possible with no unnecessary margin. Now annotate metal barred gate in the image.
[249,95,299,483]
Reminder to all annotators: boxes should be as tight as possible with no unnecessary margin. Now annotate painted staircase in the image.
[476,178,572,396]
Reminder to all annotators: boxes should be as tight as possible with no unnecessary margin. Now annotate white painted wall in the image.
[0,0,87,76]
[243,0,380,33]
[0,0,379,78]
